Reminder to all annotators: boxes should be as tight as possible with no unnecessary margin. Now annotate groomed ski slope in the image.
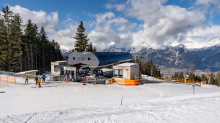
[0,78,220,123]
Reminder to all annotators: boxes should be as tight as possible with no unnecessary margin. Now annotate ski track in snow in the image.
[0,81,220,123]
[1,96,220,123]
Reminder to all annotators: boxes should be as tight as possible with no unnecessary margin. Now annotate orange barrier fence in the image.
[124,79,139,86]
[140,77,201,87]
[1,76,8,82]
[105,76,201,87]
[106,79,124,85]
[8,77,16,83]
[106,77,141,86]
[0,75,16,83]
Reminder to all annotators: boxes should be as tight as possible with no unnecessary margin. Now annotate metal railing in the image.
[0,70,16,76]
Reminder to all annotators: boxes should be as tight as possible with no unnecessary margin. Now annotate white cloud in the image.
[171,37,220,49]
[106,0,213,49]
[88,12,136,50]
[96,12,115,24]
[9,5,59,34]
[195,0,220,16]
[186,25,220,37]
[6,1,220,51]
[105,4,126,11]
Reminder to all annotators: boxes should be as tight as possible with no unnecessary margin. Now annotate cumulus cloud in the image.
[96,12,115,24]
[88,12,136,50]
[50,24,78,50]
[9,5,59,35]
[6,1,220,51]
[106,0,219,49]
[105,4,126,11]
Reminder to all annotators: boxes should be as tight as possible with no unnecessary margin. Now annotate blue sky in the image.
[1,0,220,50]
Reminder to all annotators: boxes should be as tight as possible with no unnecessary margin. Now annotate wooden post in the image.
[121,96,123,106]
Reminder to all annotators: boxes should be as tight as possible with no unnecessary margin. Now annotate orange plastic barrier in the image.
[124,79,139,86]
[0,75,1,82]
[1,76,8,82]
[8,77,16,83]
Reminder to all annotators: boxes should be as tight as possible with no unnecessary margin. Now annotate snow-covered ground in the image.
[1,77,220,123]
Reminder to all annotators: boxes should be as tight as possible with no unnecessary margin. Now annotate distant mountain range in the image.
[61,44,220,72]
[102,44,220,72]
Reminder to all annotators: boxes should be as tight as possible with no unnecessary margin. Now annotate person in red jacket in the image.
[65,74,68,82]
[83,76,87,85]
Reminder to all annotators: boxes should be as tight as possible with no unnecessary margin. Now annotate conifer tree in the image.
[149,60,154,76]
[24,19,35,70]
[0,5,63,73]
[87,42,93,52]
[39,26,48,72]
[145,60,149,75]
[201,74,207,83]
[93,47,97,52]
[215,71,220,85]
[178,72,184,79]
[10,14,23,72]
[0,18,8,71]
[33,23,39,70]
[74,21,89,52]
[1,5,14,71]
[210,73,215,85]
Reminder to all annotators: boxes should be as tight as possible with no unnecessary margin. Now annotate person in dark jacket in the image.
[42,74,46,83]
[35,76,38,85]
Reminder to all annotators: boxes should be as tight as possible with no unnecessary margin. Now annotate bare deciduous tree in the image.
[206,68,210,84]
[190,63,195,74]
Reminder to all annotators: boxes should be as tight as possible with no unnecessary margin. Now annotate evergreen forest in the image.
[0,5,63,73]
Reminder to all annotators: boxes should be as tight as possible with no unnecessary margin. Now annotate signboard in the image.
[64,67,76,71]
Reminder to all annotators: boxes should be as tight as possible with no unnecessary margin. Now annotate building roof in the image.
[15,70,38,75]
[68,52,133,67]
[54,61,68,63]
[92,52,133,66]
[115,63,138,67]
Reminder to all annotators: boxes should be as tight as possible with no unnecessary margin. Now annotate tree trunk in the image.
[31,45,33,70]
[36,51,37,70]
[43,47,45,72]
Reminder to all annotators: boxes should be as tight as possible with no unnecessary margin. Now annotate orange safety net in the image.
[8,77,16,83]
[0,76,8,82]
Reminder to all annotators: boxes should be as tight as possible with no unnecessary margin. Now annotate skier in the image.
[24,74,28,84]
[38,77,41,87]
[42,74,46,83]
[65,74,68,82]
[35,76,38,85]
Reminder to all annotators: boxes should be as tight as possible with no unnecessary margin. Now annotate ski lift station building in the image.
[68,52,140,80]
[51,52,140,85]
